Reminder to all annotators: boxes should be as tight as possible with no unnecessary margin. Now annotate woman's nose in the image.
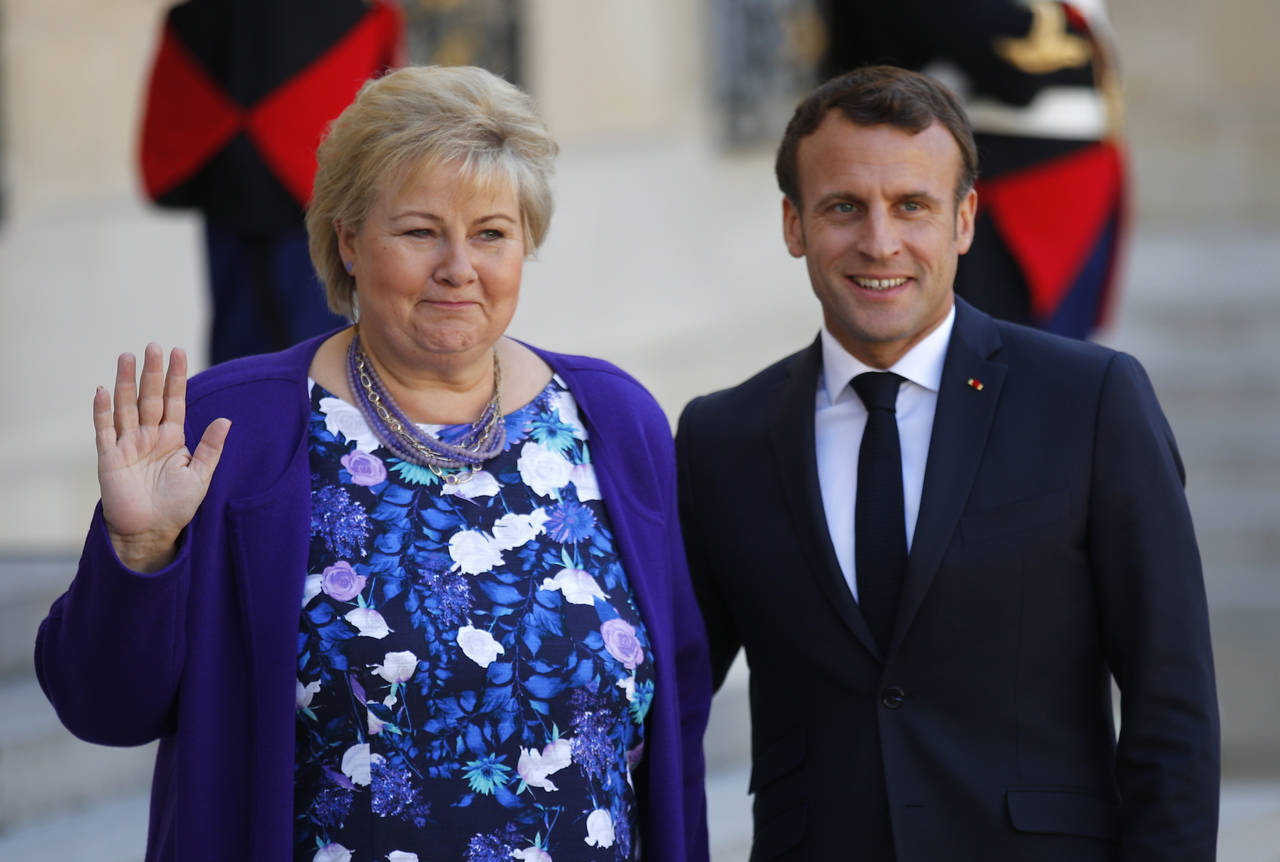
[433,239,477,286]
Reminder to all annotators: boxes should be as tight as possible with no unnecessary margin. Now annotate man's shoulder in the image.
[691,343,815,410]
[995,317,1114,362]
[956,300,1121,382]
[955,308,1171,437]
[676,342,818,446]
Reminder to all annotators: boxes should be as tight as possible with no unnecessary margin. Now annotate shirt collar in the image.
[820,303,956,403]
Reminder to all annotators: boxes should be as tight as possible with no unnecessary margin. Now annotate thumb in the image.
[188,418,231,486]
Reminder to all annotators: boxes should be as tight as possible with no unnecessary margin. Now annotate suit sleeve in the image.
[676,396,743,690]
[1089,352,1219,859]
[34,503,192,746]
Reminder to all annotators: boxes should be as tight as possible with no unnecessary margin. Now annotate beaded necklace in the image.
[345,327,505,484]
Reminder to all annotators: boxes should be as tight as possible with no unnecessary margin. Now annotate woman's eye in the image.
[407,228,433,238]
[478,229,505,240]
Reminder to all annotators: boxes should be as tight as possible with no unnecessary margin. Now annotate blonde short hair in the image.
[307,65,559,319]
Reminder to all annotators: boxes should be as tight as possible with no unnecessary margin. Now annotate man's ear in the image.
[955,187,978,254]
[782,196,806,258]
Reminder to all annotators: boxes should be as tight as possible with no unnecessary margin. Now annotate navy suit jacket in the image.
[676,299,1219,861]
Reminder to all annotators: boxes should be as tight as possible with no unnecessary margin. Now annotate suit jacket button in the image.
[881,686,906,709]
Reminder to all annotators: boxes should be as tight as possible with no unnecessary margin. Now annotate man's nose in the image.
[856,209,902,260]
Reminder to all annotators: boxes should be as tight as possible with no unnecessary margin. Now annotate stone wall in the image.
[1109,0,1280,224]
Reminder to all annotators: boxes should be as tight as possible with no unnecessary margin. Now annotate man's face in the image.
[783,113,977,368]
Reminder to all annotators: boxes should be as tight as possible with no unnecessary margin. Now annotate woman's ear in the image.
[335,219,358,267]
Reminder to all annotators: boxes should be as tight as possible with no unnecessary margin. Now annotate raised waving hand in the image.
[93,344,230,572]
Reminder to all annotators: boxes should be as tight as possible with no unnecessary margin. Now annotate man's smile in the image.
[850,276,909,291]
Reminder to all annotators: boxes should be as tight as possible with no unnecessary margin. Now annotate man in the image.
[676,66,1218,861]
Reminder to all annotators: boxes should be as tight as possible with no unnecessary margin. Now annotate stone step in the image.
[705,656,752,773]
[0,673,154,834]
[0,787,149,861]
[0,555,77,682]
[1218,782,1280,862]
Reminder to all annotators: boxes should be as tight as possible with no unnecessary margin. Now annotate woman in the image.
[36,66,711,862]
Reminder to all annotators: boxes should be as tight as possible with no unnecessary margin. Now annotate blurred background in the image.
[1,0,1277,858]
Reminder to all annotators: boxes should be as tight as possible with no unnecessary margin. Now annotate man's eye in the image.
[832,202,855,214]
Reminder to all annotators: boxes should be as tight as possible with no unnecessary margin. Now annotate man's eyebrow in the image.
[897,189,944,205]
[812,191,862,209]
[810,189,944,210]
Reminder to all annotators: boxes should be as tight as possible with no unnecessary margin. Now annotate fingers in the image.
[136,343,166,427]
[162,347,189,431]
[112,351,138,439]
[93,385,116,455]
[187,417,232,487]
[112,344,187,439]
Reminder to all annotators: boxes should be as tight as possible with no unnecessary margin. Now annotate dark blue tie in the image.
[852,372,907,654]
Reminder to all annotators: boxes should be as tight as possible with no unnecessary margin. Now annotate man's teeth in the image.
[854,277,908,290]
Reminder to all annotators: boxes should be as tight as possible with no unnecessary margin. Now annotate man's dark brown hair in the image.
[775,65,978,207]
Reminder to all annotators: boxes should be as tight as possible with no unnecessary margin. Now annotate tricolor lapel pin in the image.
[967,378,984,391]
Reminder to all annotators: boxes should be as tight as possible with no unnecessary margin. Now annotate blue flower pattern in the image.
[295,376,653,861]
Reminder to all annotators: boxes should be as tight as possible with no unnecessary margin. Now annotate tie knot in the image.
[852,372,902,412]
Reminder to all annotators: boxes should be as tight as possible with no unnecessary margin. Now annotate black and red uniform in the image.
[139,0,404,362]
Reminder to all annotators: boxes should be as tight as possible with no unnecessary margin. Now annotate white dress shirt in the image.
[814,305,955,601]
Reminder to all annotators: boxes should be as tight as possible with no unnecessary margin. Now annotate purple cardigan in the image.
[36,333,712,862]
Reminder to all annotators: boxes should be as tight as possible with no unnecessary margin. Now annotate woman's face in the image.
[338,160,525,368]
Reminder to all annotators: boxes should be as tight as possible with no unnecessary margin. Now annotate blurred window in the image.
[712,0,823,148]
[403,0,524,85]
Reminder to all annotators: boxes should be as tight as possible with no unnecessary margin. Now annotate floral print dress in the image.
[295,375,655,862]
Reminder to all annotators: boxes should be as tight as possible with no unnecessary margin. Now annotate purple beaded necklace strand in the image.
[346,326,505,484]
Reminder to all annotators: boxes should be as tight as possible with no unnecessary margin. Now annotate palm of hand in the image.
[94,345,230,571]
[98,416,206,541]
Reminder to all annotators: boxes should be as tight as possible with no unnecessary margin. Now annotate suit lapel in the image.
[768,338,883,660]
[891,300,1006,651]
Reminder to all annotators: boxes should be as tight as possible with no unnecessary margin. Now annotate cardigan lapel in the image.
[890,300,1005,652]
[221,338,321,858]
[767,338,883,661]
[535,349,695,862]
[532,349,668,650]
